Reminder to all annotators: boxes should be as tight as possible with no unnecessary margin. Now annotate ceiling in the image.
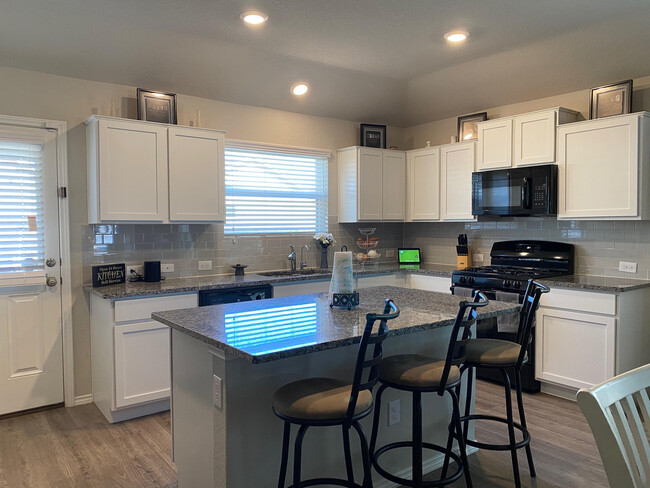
[2,0,650,126]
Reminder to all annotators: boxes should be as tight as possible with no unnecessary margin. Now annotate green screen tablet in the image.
[398,248,421,264]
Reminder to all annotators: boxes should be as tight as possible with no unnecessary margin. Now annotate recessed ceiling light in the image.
[240,11,268,25]
[444,31,469,43]
[291,83,309,96]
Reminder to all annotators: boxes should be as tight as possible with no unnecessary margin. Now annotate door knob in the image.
[46,258,57,267]
[46,275,58,287]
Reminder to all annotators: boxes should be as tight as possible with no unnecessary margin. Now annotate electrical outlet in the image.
[386,249,395,258]
[198,260,212,271]
[126,264,144,278]
[619,261,637,273]
[473,253,484,263]
[388,399,400,426]
[161,263,174,273]
[213,374,222,409]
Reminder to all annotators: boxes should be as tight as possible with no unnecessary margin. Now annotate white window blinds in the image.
[225,145,328,235]
[0,138,45,275]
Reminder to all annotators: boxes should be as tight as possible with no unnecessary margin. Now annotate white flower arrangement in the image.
[314,232,335,247]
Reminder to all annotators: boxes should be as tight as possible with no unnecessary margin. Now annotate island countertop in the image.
[152,285,519,363]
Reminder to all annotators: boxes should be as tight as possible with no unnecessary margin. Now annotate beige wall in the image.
[0,66,405,398]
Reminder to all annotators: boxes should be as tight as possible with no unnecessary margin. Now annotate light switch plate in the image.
[619,261,637,273]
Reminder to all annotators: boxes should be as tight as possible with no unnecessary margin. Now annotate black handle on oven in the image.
[521,177,532,209]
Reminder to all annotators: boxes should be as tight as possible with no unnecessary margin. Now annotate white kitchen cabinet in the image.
[477,118,513,170]
[87,115,226,223]
[408,274,452,294]
[440,142,476,221]
[338,146,406,222]
[87,117,168,222]
[356,274,407,289]
[557,112,650,220]
[90,292,198,423]
[477,108,578,171]
[406,147,440,221]
[168,126,225,221]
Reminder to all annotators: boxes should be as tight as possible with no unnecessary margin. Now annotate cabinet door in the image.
[407,149,440,221]
[114,321,171,408]
[514,110,556,166]
[382,151,406,220]
[440,142,476,221]
[535,307,615,389]
[477,118,513,170]
[98,119,168,221]
[169,127,225,222]
[358,148,383,220]
[558,116,639,219]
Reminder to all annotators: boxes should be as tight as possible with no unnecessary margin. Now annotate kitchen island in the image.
[152,285,519,487]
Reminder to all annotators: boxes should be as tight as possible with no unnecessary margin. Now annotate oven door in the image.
[472,168,533,216]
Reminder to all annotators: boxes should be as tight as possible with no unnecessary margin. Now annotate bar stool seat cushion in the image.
[379,354,460,388]
[465,338,524,366]
[272,377,372,421]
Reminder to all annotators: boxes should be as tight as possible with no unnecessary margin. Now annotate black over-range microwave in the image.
[471,164,557,216]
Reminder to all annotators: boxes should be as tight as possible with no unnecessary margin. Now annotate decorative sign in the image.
[360,123,387,149]
[92,263,126,287]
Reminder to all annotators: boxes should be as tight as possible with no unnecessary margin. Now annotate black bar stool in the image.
[369,292,489,487]
[272,299,400,488]
[452,280,549,488]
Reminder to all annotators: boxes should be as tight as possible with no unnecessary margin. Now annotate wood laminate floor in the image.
[0,381,607,487]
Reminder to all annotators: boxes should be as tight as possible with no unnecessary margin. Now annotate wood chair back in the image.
[577,363,650,488]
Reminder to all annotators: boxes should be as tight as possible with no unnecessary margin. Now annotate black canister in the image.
[144,261,161,282]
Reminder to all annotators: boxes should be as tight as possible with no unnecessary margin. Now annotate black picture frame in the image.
[92,263,126,288]
[137,88,177,124]
[457,112,487,142]
[360,123,387,149]
[589,80,633,119]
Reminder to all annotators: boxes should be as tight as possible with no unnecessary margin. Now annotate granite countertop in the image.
[84,263,457,299]
[152,285,519,363]
[84,261,650,299]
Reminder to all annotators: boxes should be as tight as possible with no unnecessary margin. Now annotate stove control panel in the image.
[502,280,522,289]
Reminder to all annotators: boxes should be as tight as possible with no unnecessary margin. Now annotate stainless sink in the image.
[257,268,329,277]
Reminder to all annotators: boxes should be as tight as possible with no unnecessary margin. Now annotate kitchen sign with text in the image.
[92,263,126,287]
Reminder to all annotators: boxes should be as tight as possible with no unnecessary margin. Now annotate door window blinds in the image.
[0,138,45,275]
[225,146,328,235]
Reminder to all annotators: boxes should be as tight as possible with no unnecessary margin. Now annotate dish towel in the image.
[329,252,354,298]
[495,291,521,333]
[453,287,474,298]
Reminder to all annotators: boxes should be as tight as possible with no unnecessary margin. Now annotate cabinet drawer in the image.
[540,287,615,315]
[114,293,198,323]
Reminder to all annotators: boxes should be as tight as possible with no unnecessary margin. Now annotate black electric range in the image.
[451,240,575,392]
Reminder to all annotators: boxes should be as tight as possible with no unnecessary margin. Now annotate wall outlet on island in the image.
[388,399,400,426]
[619,261,637,273]
[126,264,143,278]
[198,261,213,271]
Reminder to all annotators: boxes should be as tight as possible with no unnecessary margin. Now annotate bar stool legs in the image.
[501,369,521,488]
[515,370,536,477]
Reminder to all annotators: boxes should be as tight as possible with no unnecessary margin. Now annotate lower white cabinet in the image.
[90,292,198,423]
[535,307,615,390]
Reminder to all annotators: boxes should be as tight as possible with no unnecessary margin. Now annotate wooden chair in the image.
[577,363,650,488]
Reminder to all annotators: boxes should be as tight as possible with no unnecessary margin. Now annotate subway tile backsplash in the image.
[83,217,650,282]
[82,221,404,283]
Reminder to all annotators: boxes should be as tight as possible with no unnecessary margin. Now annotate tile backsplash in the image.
[83,218,650,282]
[82,221,404,282]
[403,218,650,280]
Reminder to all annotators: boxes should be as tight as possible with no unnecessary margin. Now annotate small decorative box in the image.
[330,291,360,310]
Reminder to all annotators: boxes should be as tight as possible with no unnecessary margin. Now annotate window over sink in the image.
[224,141,329,235]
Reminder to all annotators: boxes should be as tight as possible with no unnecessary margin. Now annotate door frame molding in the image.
[0,114,74,407]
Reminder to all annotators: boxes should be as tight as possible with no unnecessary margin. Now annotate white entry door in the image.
[0,126,63,415]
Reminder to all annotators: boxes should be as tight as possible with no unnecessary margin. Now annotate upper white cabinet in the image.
[557,112,650,220]
[406,147,440,221]
[477,108,578,171]
[338,146,406,222]
[87,116,226,223]
[405,141,475,222]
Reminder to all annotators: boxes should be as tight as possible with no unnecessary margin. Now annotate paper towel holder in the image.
[329,291,359,310]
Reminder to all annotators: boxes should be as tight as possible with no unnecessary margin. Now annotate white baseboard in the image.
[73,394,93,406]
[373,446,478,488]
[540,382,578,402]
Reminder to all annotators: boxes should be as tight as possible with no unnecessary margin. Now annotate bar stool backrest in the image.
[438,291,489,392]
[577,363,650,488]
[346,299,400,420]
[514,280,549,367]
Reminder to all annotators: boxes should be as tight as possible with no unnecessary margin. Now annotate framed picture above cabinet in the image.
[589,80,632,119]
[360,123,386,148]
[137,88,177,124]
[458,112,487,141]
